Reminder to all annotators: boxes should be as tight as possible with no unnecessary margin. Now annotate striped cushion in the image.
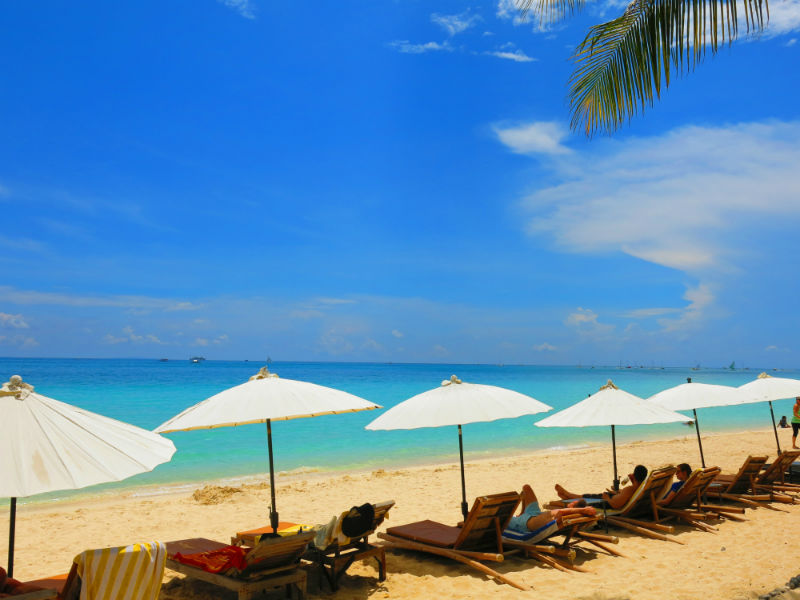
[75,541,166,600]
[503,519,558,542]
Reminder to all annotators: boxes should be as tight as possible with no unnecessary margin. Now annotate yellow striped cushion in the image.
[74,541,166,600]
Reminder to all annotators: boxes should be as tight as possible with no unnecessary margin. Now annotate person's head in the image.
[796,397,800,405]
[781,415,788,422]
[631,465,648,485]
[677,463,692,480]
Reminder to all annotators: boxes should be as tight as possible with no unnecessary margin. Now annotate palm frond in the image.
[517,0,587,27]
[569,0,769,136]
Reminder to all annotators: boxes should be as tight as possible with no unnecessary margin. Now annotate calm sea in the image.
[3,358,798,504]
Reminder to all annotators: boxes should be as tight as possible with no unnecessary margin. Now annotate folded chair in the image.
[166,532,313,600]
[501,511,621,573]
[707,455,789,510]
[19,541,166,600]
[377,491,527,590]
[654,466,745,530]
[585,466,684,544]
[303,500,394,591]
[752,450,800,498]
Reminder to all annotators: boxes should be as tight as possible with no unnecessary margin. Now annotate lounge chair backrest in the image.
[616,466,676,516]
[66,541,166,600]
[756,450,800,485]
[453,492,520,551]
[723,455,769,494]
[243,531,314,575]
[366,500,395,536]
[665,467,721,509]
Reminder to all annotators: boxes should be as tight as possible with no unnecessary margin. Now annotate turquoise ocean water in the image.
[3,358,798,504]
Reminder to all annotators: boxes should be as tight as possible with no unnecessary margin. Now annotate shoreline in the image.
[0,423,779,513]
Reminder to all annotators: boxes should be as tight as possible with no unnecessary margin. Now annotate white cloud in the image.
[218,0,256,19]
[431,11,482,36]
[786,37,798,46]
[0,313,29,329]
[391,329,404,338]
[432,344,449,356]
[657,284,716,333]
[496,0,526,24]
[289,309,324,320]
[565,308,615,337]
[104,326,165,345]
[493,121,571,155]
[317,297,357,305]
[388,40,451,54]
[485,49,536,62]
[534,342,557,351]
[620,307,682,319]
[760,0,800,38]
[0,286,202,312]
[0,334,38,348]
[167,302,202,311]
[518,120,800,273]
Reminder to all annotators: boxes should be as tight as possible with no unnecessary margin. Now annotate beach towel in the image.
[74,541,166,600]
[172,545,248,574]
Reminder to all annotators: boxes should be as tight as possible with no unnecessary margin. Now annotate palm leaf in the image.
[569,0,769,136]
[518,0,588,24]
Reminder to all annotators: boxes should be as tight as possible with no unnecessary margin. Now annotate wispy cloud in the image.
[493,121,571,155]
[388,40,451,54]
[534,342,557,351]
[104,326,166,345]
[620,307,682,319]
[0,286,200,311]
[0,334,38,348]
[485,49,536,62]
[431,11,482,36]
[516,120,800,273]
[218,0,256,19]
[391,329,404,338]
[0,313,29,329]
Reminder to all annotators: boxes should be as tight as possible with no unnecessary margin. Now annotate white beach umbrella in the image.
[535,380,687,490]
[366,375,552,519]
[737,372,800,454]
[648,378,746,467]
[155,366,380,535]
[0,375,176,577]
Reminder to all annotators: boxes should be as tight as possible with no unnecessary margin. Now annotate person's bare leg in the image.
[520,484,537,509]
[554,484,581,500]
[793,432,798,449]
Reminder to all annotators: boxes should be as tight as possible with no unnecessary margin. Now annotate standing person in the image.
[792,397,800,449]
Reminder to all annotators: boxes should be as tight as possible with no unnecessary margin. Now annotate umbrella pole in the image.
[266,419,279,534]
[693,409,706,468]
[458,425,468,521]
[611,425,619,491]
[769,401,782,455]
[7,497,15,578]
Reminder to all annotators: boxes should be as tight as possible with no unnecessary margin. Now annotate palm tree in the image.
[520,0,769,136]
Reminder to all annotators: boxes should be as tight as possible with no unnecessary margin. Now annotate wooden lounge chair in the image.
[707,455,789,510]
[377,491,527,590]
[165,532,313,600]
[303,500,395,591]
[501,511,621,573]
[752,450,800,498]
[592,466,684,544]
[654,466,746,530]
[17,541,166,600]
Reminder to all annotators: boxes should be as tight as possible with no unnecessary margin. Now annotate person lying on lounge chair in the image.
[505,484,597,535]
[554,465,648,510]
[657,463,692,506]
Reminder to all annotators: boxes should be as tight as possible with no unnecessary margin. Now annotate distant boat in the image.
[159,358,168,362]
[190,356,205,363]
[691,364,701,371]
[728,361,736,370]
[266,356,272,364]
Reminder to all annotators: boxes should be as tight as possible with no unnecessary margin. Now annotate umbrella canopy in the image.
[1,375,176,577]
[648,378,745,467]
[366,375,552,519]
[536,380,687,489]
[737,372,800,454]
[155,367,380,534]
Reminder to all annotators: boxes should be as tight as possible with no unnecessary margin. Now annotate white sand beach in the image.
[4,427,800,600]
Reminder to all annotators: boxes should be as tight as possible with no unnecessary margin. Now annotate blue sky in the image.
[1,0,799,366]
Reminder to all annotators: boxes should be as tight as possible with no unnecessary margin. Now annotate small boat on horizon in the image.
[190,356,205,363]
